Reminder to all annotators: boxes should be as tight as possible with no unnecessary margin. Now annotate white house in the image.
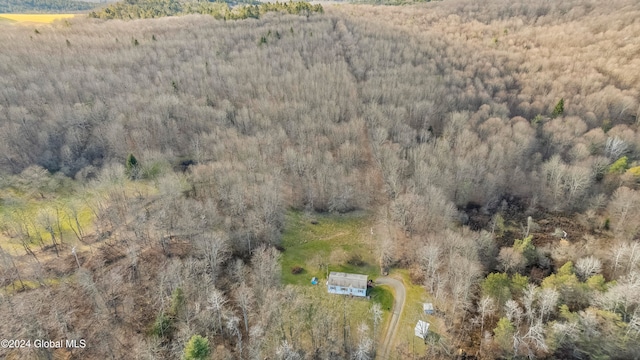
[327,272,368,297]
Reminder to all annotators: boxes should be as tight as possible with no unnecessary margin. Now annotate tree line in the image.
[0,0,96,13]
[89,0,323,20]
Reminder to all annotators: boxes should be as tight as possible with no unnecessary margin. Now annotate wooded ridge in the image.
[0,0,639,358]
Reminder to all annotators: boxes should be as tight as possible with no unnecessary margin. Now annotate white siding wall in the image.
[327,285,367,297]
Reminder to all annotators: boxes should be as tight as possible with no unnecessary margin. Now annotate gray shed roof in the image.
[328,272,368,289]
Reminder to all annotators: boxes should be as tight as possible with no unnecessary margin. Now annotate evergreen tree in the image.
[184,335,210,360]
[493,317,515,355]
[170,287,185,317]
[513,235,536,265]
[482,273,512,306]
[125,153,139,179]
[552,98,564,117]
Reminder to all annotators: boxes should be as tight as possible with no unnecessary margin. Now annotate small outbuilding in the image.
[415,320,430,339]
[423,303,434,315]
[327,272,368,297]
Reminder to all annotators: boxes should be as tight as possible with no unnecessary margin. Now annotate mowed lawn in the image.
[280,210,393,345]
[392,269,441,356]
[281,210,381,286]
[0,14,75,23]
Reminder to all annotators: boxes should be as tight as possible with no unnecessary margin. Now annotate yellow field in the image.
[0,14,75,24]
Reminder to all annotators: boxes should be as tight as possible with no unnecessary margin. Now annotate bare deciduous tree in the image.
[575,256,603,281]
[233,282,254,333]
[195,232,230,282]
[208,288,228,334]
[608,187,640,241]
[478,296,495,334]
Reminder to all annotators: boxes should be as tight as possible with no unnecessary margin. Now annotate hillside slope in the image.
[0,0,639,359]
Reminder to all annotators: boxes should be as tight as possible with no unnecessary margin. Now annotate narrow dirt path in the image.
[376,276,406,360]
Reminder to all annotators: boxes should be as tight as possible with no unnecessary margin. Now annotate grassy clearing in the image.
[280,210,380,286]
[391,269,436,355]
[280,210,392,348]
[0,14,75,24]
[0,179,156,254]
[282,284,387,352]
[0,197,95,252]
[295,284,376,322]
[1,276,67,295]
[369,285,394,311]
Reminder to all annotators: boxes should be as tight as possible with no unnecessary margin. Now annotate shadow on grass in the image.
[369,285,394,311]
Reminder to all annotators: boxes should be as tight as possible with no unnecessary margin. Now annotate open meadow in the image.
[0,14,75,23]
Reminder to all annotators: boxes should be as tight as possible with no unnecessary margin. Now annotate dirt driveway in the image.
[376,276,406,360]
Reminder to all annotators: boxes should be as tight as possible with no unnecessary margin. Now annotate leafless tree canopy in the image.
[1,0,640,358]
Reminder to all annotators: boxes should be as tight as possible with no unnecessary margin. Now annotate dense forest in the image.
[0,0,97,13]
[1,0,640,359]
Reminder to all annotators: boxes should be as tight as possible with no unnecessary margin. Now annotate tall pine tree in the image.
[125,153,139,179]
[552,98,564,117]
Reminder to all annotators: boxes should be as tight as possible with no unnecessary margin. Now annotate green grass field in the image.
[280,210,380,286]
[280,210,393,345]
[282,283,388,351]
[2,276,69,295]
[369,285,394,311]
[0,178,156,256]
[392,269,439,355]
[0,188,96,255]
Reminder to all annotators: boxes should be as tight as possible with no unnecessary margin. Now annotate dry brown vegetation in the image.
[1,0,640,359]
